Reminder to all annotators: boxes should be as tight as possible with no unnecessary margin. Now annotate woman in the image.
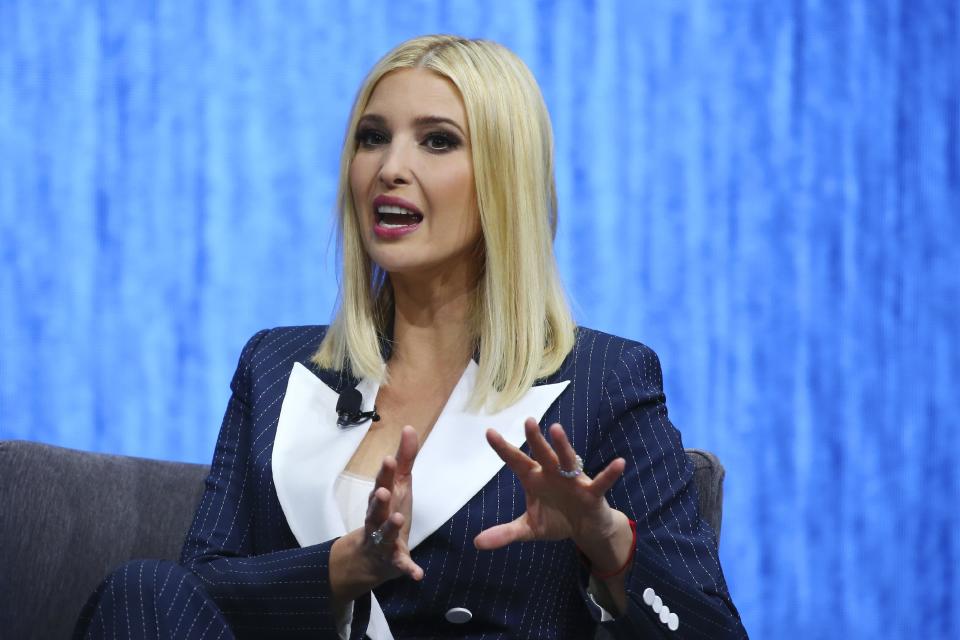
[76,35,747,639]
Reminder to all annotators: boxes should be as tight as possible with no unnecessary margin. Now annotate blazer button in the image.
[445,607,472,624]
[642,587,656,606]
[659,605,671,624]
[667,612,679,631]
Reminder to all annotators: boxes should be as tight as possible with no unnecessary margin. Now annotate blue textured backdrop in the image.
[1,1,958,638]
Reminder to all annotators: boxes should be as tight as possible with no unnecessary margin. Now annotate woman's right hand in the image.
[330,426,423,606]
[361,425,424,582]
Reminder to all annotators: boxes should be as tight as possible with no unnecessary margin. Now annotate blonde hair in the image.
[313,35,575,411]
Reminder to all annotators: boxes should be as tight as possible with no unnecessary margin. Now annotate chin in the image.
[364,240,480,281]
[367,251,432,276]
[372,255,466,281]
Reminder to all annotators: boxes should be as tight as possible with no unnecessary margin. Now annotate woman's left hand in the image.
[474,418,631,569]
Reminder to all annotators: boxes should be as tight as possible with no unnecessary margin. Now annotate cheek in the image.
[347,156,365,194]
[349,154,375,199]
[438,164,479,233]
[349,163,371,231]
[349,158,377,233]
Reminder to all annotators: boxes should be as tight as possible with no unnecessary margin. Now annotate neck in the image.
[388,265,478,374]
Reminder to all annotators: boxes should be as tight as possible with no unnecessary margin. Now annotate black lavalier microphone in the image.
[336,387,381,427]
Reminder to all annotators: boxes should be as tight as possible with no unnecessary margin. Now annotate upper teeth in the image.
[377,205,418,216]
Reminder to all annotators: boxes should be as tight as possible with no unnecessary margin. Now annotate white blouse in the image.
[334,470,375,531]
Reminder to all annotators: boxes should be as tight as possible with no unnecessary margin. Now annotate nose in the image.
[378,141,413,187]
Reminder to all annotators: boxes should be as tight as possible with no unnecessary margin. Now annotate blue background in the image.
[1,1,958,637]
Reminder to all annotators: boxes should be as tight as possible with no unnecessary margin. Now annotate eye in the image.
[423,131,460,152]
[355,127,389,148]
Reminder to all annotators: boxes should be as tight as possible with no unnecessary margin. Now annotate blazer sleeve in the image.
[179,329,371,639]
[591,342,748,640]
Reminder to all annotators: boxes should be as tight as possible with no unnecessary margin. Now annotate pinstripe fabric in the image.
[76,325,746,639]
[74,560,235,640]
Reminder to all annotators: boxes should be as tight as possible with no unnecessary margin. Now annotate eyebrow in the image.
[358,113,466,136]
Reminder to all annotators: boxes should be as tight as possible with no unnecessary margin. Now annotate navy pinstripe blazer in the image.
[179,325,747,639]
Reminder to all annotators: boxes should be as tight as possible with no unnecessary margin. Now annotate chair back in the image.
[0,440,207,639]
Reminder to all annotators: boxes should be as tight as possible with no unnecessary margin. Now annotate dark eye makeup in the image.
[355,127,388,148]
[354,126,462,153]
[423,130,461,151]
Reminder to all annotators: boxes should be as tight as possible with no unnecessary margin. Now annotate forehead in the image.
[363,68,468,127]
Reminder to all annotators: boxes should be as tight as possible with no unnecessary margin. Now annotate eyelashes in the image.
[423,131,461,151]
[355,127,388,148]
[354,127,462,152]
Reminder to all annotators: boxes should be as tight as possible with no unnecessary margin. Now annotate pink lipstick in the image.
[372,195,423,239]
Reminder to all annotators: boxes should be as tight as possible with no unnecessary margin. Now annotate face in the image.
[349,68,481,280]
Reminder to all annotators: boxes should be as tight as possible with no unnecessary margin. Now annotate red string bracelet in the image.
[578,518,637,580]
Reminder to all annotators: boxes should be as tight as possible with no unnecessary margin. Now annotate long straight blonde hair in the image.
[313,35,575,411]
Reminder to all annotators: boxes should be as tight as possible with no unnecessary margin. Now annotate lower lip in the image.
[373,219,422,239]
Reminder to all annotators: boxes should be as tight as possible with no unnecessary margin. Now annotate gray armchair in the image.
[0,440,725,639]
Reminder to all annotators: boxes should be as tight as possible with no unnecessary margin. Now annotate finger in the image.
[378,511,404,544]
[375,455,397,492]
[395,553,425,581]
[588,457,627,497]
[485,428,537,476]
[377,512,424,581]
[473,515,533,550]
[548,423,580,476]
[524,418,559,468]
[394,426,419,477]
[366,486,391,532]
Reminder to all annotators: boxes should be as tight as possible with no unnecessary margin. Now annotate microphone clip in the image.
[335,386,381,428]
[337,408,381,428]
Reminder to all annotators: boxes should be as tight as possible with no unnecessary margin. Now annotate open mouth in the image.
[372,195,424,237]
[376,204,424,228]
